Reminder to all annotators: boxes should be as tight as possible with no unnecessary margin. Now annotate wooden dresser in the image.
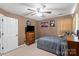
[67,35,79,56]
[25,32,35,45]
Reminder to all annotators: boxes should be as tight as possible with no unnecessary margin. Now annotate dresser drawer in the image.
[25,32,35,45]
[67,41,79,56]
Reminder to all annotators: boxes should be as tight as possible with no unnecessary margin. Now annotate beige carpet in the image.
[3,43,56,56]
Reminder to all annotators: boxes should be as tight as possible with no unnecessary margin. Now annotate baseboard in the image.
[18,44,26,48]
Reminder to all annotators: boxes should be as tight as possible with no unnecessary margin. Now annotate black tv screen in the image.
[25,26,34,32]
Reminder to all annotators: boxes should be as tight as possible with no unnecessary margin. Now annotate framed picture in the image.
[26,20,31,26]
[50,20,55,27]
[41,22,48,27]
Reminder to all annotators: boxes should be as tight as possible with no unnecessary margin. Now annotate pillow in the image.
[72,34,78,41]
[65,32,73,35]
[58,32,65,38]
[59,34,67,41]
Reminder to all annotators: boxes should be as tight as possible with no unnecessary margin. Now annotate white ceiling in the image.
[0,3,76,20]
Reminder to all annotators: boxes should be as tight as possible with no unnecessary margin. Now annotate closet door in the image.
[2,16,18,53]
[0,17,3,54]
[0,17,2,53]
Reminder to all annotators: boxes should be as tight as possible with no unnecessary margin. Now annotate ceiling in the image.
[0,3,77,20]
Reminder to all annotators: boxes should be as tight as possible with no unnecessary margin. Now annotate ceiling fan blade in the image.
[43,11,52,14]
[27,8,35,12]
[31,13,36,16]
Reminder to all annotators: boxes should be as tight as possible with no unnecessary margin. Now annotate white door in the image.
[2,16,18,53]
[0,17,1,52]
[0,17,3,53]
[0,17,2,52]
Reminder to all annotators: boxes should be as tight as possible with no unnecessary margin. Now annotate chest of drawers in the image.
[67,35,79,56]
[25,32,35,45]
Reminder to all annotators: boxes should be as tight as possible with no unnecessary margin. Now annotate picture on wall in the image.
[41,22,48,27]
[50,20,55,27]
[26,20,31,26]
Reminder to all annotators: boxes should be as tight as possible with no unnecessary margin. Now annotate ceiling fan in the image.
[24,4,52,17]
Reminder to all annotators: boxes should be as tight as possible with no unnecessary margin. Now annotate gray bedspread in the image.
[37,36,68,56]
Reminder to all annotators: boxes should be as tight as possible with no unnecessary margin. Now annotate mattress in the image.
[37,36,68,56]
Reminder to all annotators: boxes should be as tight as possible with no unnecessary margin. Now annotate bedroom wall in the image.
[25,18,38,39]
[0,8,38,45]
[37,15,73,37]
[56,15,73,35]
[72,4,79,34]
[75,4,79,15]
[37,19,57,37]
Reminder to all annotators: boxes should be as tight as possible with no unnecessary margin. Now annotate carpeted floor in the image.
[3,43,56,56]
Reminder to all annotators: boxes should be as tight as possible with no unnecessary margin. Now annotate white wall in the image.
[75,13,79,34]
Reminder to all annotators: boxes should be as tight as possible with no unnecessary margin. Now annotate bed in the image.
[37,36,68,56]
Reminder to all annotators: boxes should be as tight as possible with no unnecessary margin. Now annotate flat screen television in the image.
[25,26,34,32]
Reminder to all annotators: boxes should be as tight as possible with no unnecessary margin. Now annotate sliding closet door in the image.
[0,17,2,53]
[2,16,18,53]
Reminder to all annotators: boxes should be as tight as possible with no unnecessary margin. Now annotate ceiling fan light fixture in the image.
[36,12,42,17]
